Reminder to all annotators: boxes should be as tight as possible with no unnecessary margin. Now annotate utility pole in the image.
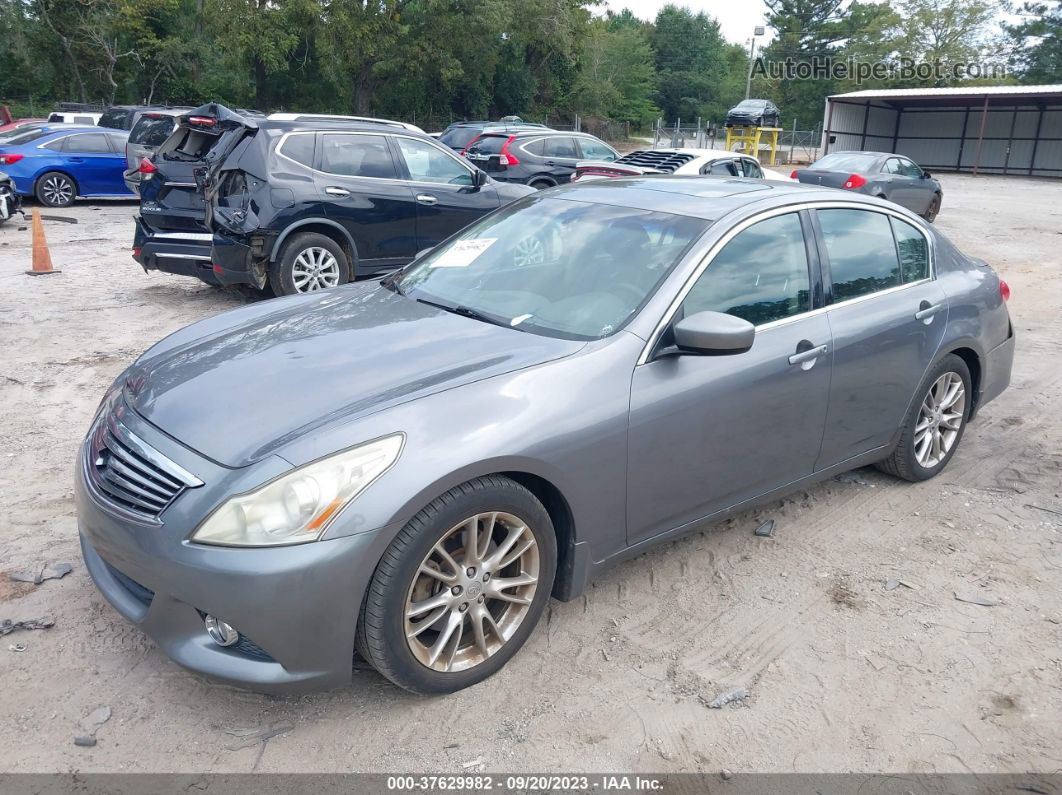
[745,26,765,100]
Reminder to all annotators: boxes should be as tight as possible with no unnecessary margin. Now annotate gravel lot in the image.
[1,175,1060,774]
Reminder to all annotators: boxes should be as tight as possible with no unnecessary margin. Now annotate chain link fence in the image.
[649,118,823,164]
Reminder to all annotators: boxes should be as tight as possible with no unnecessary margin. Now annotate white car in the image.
[574,148,794,183]
[46,111,102,125]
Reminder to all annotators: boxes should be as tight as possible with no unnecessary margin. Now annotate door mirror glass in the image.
[921,170,931,178]
[673,311,755,355]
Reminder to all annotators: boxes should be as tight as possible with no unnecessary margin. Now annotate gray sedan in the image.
[76,177,1014,695]
[794,151,943,221]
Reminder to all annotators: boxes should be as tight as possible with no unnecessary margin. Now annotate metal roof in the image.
[831,85,1062,100]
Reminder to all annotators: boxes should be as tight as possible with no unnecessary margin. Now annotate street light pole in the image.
[745,26,765,100]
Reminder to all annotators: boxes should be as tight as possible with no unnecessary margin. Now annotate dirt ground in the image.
[0,174,1060,775]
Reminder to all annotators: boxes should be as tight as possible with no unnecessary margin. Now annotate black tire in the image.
[876,353,972,482]
[35,171,77,207]
[529,179,555,190]
[923,193,941,223]
[357,475,557,694]
[269,232,351,296]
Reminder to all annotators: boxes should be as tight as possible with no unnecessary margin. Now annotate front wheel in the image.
[876,353,971,482]
[36,172,77,207]
[357,476,557,694]
[269,232,350,296]
[923,193,941,223]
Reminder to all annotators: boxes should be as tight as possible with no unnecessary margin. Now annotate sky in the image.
[600,0,772,45]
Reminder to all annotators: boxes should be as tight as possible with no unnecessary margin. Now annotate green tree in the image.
[1007,1,1062,82]
[895,0,998,84]
[650,4,734,122]
[572,18,657,123]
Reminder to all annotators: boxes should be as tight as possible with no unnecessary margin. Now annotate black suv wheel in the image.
[270,232,351,295]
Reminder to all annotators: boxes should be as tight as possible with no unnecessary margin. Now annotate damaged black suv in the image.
[133,104,533,296]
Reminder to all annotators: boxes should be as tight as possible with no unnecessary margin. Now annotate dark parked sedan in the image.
[78,177,1013,695]
[794,151,943,221]
[725,98,780,128]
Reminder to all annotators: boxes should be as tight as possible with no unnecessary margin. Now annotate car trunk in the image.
[463,135,509,173]
[794,169,856,189]
[138,104,258,234]
[574,161,653,181]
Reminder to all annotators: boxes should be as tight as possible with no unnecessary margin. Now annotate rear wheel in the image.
[529,179,555,190]
[357,476,557,694]
[269,232,350,296]
[876,353,971,482]
[35,172,76,207]
[923,193,941,223]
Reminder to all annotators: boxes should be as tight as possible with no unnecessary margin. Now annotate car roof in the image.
[555,176,838,221]
[480,129,592,138]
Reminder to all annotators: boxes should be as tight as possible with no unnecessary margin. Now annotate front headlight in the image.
[190,434,404,547]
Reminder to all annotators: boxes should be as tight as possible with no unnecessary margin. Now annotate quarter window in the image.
[395,137,473,185]
[319,134,397,179]
[891,217,930,282]
[279,133,315,167]
[818,208,901,300]
[682,212,811,326]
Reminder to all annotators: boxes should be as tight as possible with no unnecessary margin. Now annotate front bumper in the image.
[75,409,392,694]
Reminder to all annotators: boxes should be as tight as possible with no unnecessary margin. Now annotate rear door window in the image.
[319,134,398,179]
[129,115,175,147]
[705,160,739,176]
[545,137,578,159]
[741,159,764,178]
[66,133,112,153]
[817,208,901,300]
[891,217,930,282]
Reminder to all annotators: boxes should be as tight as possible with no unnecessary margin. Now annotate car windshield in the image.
[736,101,765,110]
[395,197,710,340]
[129,114,175,146]
[812,152,880,172]
[440,127,482,149]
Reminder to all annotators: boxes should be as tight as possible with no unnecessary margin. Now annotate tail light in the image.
[999,279,1011,302]
[0,154,24,165]
[132,246,142,258]
[138,158,157,179]
[842,173,867,189]
[187,115,216,127]
[790,169,799,179]
[498,136,520,167]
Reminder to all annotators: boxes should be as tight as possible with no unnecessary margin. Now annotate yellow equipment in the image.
[724,125,781,166]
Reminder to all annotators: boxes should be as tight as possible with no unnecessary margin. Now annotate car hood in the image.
[125,282,584,467]
[494,180,536,202]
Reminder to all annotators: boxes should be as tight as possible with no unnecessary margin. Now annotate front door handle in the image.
[915,300,944,322]
[416,194,438,205]
[324,186,350,197]
[544,161,556,166]
[788,342,828,367]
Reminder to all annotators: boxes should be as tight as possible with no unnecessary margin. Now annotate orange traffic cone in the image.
[26,208,61,276]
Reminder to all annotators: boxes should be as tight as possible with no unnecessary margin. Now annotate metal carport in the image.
[822,85,1062,177]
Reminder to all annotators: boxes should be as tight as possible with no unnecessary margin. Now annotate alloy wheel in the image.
[404,511,540,673]
[42,176,73,206]
[291,246,341,292]
[914,371,965,469]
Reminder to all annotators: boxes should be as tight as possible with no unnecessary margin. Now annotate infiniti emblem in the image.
[467,582,483,598]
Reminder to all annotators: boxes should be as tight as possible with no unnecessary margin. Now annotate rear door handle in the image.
[915,300,944,322]
[544,161,556,166]
[788,343,828,366]
[416,194,438,205]
[324,186,350,197]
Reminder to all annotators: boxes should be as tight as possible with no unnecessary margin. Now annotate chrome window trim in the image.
[637,199,936,365]
[278,130,477,187]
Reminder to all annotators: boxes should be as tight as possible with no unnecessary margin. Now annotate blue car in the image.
[0,124,133,207]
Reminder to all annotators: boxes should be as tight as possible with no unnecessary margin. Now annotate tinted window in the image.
[522,138,546,156]
[440,127,482,149]
[3,128,48,146]
[278,133,315,167]
[812,152,880,173]
[47,113,63,122]
[66,133,112,153]
[99,109,132,130]
[41,136,66,151]
[74,116,96,125]
[319,134,397,179]
[683,213,810,326]
[129,115,175,147]
[706,160,739,176]
[545,136,578,158]
[818,209,901,300]
[891,217,930,282]
[395,137,472,185]
[741,159,764,178]
[578,138,616,161]
[398,199,708,340]
[897,158,923,178]
[106,133,127,151]
[467,135,506,155]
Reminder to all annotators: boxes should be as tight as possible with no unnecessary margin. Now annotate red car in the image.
[0,106,47,134]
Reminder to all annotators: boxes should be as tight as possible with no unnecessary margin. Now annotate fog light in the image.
[204,615,239,647]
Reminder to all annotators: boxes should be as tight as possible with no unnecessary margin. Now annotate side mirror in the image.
[921,170,931,179]
[672,311,755,356]
[472,168,488,187]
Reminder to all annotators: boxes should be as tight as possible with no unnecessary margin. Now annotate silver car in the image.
[794,151,943,222]
[76,177,1014,695]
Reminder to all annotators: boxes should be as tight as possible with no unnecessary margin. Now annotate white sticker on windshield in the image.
[430,238,497,268]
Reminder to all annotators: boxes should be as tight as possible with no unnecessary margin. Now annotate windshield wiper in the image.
[414,297,513,329]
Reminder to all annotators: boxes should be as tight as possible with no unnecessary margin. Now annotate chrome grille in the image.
[87,409,202,520]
